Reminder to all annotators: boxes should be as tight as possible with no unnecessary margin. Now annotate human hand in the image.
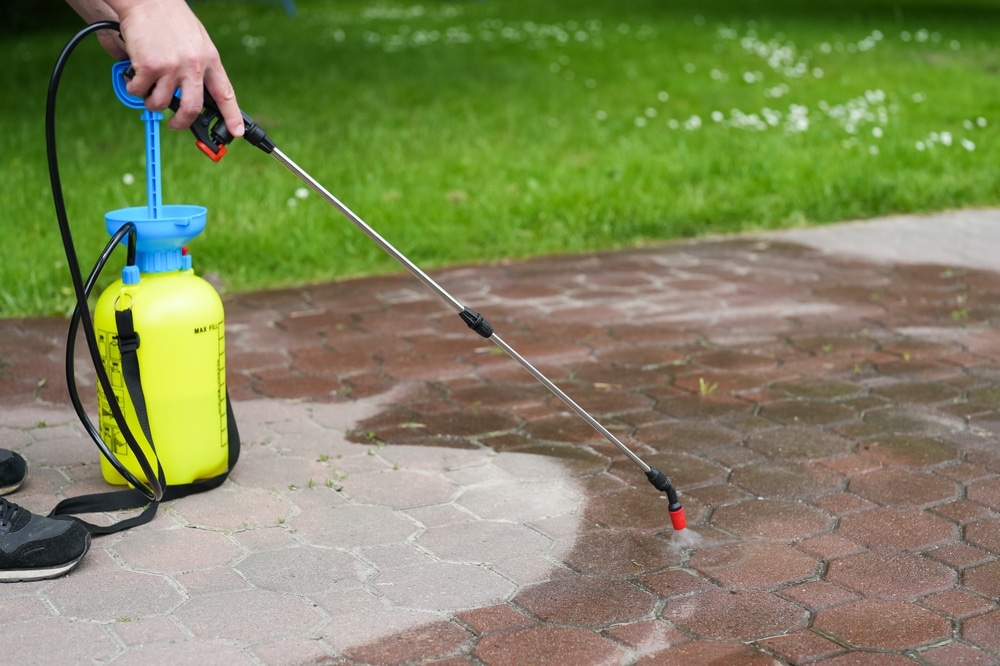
[67,0,245,137]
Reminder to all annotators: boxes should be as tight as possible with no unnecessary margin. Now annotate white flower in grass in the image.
[635,117,647,127]
[962,139,976,151]
[684,63,696,73]
[916,141,926,151]
[912,93,926,103]
[668,119,680,129]
[813,68,824,78]
[711,110,724,122]
[869,145,879,155]
[122,173,135,185]
[964,119,975,131]
[684,115,702,130]
[872,127,883,138]
[645,107,657,118]
[978,117,988,127]
[658,91,670,102]
[287,198,298,207]
[941,131,953,146]
[295,188,309,199]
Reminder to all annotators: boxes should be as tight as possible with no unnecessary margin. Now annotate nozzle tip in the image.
[669,506,687,531]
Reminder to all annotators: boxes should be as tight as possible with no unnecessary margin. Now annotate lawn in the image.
[2,0,999,317]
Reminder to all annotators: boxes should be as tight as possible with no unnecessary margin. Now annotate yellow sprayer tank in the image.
[96,204,228,486]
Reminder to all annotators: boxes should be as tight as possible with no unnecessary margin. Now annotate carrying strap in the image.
[50,309,240,535]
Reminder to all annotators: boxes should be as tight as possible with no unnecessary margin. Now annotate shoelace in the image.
[0,498,17,528]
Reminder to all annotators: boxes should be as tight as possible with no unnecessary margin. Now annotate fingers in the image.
[115,2,242,136]
[204,69,245,138]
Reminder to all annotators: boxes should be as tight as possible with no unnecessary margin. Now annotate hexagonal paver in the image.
[759,400,857,426]
[857,434,957,466]
[112,526,242,573]
[770,379,862,399]
[175,589,325,643]
[963,559,1000,600]
[515,577,655,627]
[663,588,807,640]
[814,599,951,650]
[638,641,778,665]
[691,541,818,589]
[634,421,741,454]
[43,550,183,622]
[967,478,1000,511]
[965,518,1000,553]
[457,476,580,522]
[560,529,681,576]
[291,504,418,547]
[236,546,371,595]
[730,460,844,500]
[709,499,832,539]
[418,520,553,565]
[342,469,457,508]
[340,620,472,665]
[848,468,956,507]
[837,507,955,550]
[963,609,1000,653]
[745,427,855,459]
[826,551,954,600]
[372,562,515,611]
[474,626,625,665]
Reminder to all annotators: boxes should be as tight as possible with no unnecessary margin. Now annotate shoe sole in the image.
[0,480,25,497]
[0,534,91,583]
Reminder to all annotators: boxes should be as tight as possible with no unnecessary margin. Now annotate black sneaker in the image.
[0,498,91,582]
[0,449,27,496]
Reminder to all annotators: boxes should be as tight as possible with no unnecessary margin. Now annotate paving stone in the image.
[456,604,537,635]
[814,599,951,650]
[690,541,818,590]
[848,468,957,507]
[514,577,655,627]
[709,498,833,540]
[962,609,1000,653]
[918,641,999,666]
[372,561,515,611]
[636,641,777,665]
[825,551,955,600]
[560,529,680,576]
[662,588,807,640]
[744,427,855,459]
[473,626,625,665]
[730,460,845,500]
[341,620,472,665]
[9,213,1000,663]
[837,507,956,550]
[758,629,845,664]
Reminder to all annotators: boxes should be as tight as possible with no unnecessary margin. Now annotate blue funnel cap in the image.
[106,205,207,273]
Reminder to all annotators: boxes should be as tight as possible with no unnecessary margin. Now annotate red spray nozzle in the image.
[669,505,687,531]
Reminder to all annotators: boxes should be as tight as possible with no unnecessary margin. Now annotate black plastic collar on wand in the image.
[646,467,687,530]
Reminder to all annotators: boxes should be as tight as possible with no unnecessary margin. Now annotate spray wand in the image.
[132,55,687,531]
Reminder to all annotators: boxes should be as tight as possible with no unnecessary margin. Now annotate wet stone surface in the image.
[3,220,1000,664]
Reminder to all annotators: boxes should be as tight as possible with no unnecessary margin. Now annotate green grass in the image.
[2,0,1000,317]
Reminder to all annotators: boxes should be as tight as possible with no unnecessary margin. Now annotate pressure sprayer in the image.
[49,22,684,533]
[47,24,239,534]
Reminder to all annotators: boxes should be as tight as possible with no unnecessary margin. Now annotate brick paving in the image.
[1,208,1000,664]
